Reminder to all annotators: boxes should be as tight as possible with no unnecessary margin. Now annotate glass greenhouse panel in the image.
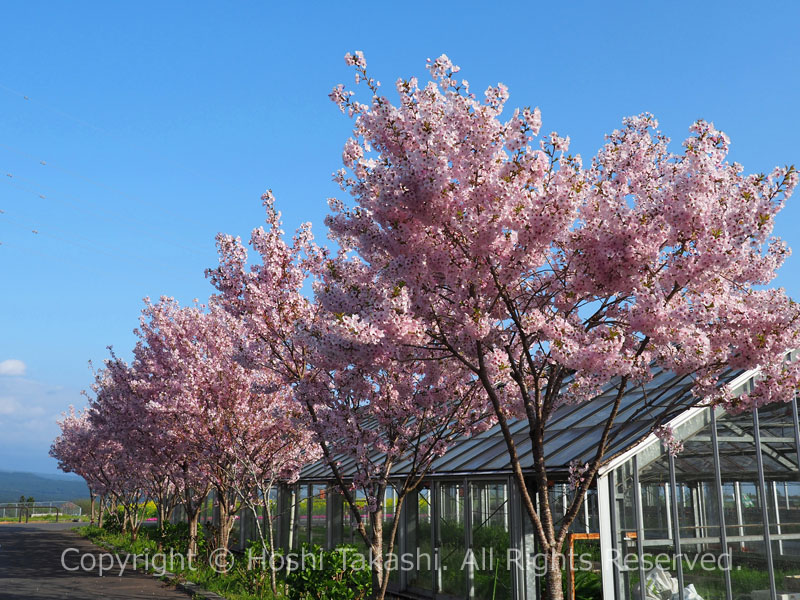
[757,403,800,538]
[407,485,433,592]
[310,484,327,547]
[773,481,800,558]
[639,481,671,540]
[382,486,399,584]
[470,481,512,600]
[671,416,727,600]
[259,487,279,543]
[547,483,569,533]
[634,540,678,600]
[294,484,309,550]
[230,510,241,548]
[716,409,774,598]
[345,489,370,557]
[576,489,599,534]
[631,455,681,600]
[438,482,466,597]
[759,402,800,592]
[613,459,639,599]
[200,492,215,525]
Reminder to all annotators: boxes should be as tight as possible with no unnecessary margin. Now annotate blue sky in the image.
[1,1,798,474]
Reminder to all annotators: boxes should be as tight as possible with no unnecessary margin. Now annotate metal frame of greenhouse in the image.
[190,359,800,600]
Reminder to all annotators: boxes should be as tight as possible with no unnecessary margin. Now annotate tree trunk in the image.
[369,509,385,600]
[187,507,201,562]
[129,499,146,543]
[215,488,237,553]
[157,502,166,537]
[124,503,133,539]
[378,493,405,600]
[370,541,384,600]
[217,498,231,551]
[287,487,296,550]
[119,500,128,534]
[155,490,176,534]
[263,496,278,595]
[89,494,96,526]
[544,548,565,600]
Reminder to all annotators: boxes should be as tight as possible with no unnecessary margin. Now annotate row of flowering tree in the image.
[53,52,800,600]
[50,301,316,589]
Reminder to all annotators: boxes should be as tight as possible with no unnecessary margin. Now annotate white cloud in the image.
[0,376,83,472]
[0,359,26,376]
[0,396,21,415]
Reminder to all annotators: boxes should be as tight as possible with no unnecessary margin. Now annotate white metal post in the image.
[596,474,616,600]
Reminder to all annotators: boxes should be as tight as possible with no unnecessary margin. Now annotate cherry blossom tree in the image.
[51,399,148,537]
[85,361,154,540]
[131,298,246,555]
[221,381,315,595]
[52,294,316,565]
[209,196,491,599]
[87,343,209,554]
[50,407,104,525]
[130,296,319,558]
[324,52,800,599]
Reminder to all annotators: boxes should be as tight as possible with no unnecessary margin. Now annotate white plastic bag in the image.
[632,565,679,600]
[682,584,704,600]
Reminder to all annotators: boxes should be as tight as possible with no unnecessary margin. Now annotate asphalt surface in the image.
[0,522,190,599]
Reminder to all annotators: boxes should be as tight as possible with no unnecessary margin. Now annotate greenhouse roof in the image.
[298,366,744,482]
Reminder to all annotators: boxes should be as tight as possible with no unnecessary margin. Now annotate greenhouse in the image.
[198,365,800,600]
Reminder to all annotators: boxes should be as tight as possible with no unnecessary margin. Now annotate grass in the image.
[78,525,279,600]
[0,513,88,523]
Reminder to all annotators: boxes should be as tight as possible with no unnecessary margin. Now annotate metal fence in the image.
[0,501,82,521]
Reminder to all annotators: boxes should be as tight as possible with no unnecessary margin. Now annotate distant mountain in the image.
[0,470,89,503]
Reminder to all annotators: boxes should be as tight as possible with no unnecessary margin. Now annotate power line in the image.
[0,82,239,191]
[0,237,205,290]
[0,142,213,230]
[0,207,145,262]
[0,83,103,133]
[0,207,209,283]
[0,236,123,282]
[2,170,207,255]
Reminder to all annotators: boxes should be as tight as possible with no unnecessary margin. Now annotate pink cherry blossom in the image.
[325,53,800,600]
